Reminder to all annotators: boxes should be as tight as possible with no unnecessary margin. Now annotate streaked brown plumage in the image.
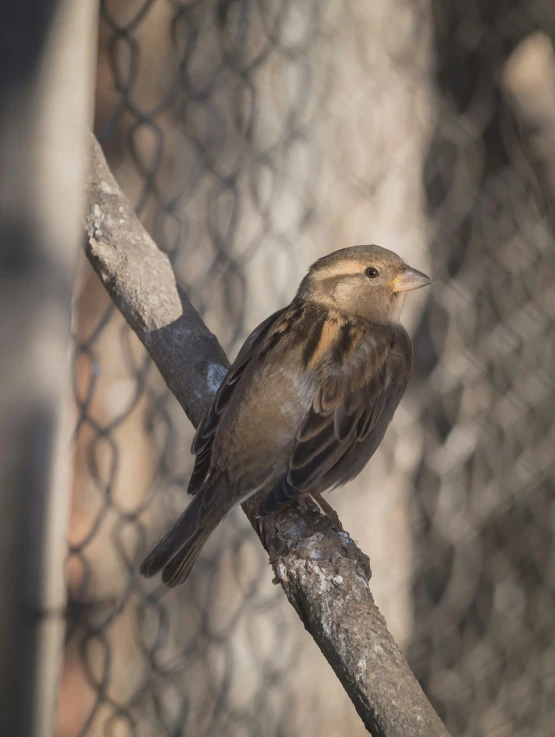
[141,245,431,587]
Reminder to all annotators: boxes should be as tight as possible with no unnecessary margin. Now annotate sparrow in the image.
[140,245,431,587]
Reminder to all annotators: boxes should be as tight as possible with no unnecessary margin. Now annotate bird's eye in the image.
[365,267,379,279]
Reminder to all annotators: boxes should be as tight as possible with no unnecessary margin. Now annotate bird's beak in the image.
[392,266,432,293]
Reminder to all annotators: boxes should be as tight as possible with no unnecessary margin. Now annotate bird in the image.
[140,245,431,587]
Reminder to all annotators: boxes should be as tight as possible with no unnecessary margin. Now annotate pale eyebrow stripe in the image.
[318,260,367,279]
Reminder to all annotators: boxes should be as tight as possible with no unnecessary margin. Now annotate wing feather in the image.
[188,306,289,494]
[257,323,412,517]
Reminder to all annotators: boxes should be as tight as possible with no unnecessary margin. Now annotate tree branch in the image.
[502,32,555,238]
[84,134,450,737]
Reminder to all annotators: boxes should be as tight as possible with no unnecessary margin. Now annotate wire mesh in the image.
[408,3,555,736]
[61,1,555,737]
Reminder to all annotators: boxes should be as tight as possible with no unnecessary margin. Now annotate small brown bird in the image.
[141,245,431,587]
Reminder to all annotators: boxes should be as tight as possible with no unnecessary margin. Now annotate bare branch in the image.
[85,134,450,737]
[502,32,555,237]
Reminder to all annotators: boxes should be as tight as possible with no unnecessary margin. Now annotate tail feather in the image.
[140,492,204,578]
[161,527,214,587]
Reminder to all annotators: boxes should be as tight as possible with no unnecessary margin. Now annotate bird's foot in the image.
[308,493,341,527]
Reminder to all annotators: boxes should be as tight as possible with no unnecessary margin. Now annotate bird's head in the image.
[297,245,432,323]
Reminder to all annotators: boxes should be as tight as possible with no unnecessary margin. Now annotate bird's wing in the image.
[188,306,290,495]
[257,323,413,517]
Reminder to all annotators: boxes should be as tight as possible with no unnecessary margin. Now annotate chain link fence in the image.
[408,3,555,736]
[60,1,555,736]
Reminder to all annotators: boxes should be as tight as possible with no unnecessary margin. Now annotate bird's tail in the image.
[140,491,217,587]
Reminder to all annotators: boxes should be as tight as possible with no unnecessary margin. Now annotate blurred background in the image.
[2,1,555,736]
